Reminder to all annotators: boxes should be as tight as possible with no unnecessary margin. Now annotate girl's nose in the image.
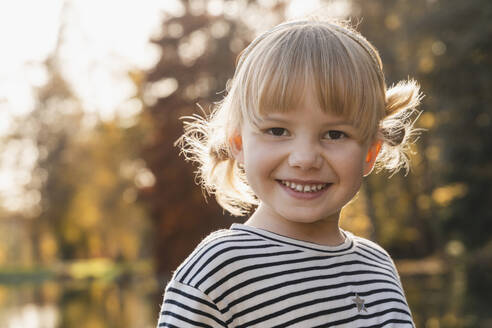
[287,144,323,170]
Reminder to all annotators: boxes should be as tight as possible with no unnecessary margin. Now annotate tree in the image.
[142,0,288,277]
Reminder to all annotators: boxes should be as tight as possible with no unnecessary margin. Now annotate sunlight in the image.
[178,30,209,66]
[286,0,321,18]
[3,304,58,328]
[59,0,164,120]
[207,0,224,16]
[0,0,172,131]
[0,0,172,212]
[0,0,62,65]
[286,0,351,19]
[144,78,179,106]
[0,0,62,135]
[0,139,38,212]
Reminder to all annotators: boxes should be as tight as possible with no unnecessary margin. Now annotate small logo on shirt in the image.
[352,293,368,313]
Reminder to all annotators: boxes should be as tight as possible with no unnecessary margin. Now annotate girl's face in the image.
[234,91,379,233]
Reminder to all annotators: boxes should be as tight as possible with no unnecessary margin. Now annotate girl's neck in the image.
[244,206,345,246]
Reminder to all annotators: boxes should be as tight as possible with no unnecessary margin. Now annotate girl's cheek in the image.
[328,144,366,166]
[322,142,352,155]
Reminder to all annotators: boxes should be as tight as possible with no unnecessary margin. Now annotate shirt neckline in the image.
[230,223,355,254]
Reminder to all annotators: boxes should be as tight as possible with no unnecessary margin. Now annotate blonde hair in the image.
[176,18,422,216]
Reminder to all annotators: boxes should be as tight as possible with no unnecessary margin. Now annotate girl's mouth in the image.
[277,180,331,193]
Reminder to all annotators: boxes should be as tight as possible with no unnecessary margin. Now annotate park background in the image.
[0,0,490,327]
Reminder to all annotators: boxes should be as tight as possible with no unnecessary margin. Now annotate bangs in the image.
[236,23,385,141]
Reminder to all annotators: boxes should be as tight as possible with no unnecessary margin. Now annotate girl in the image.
[157,18,421,327]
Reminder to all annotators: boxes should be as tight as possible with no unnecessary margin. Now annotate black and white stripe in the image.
[157,224,414,327]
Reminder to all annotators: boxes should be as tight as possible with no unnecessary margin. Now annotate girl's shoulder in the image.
[350,233,394,261]
[170,226,263,284]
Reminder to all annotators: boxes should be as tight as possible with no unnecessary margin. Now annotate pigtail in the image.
[376,79,423,175]
[175,104,257,217]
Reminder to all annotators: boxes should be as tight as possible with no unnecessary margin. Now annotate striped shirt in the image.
[157,224,414,327]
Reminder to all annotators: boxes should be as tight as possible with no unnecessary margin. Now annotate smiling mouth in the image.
[278,180,331,193]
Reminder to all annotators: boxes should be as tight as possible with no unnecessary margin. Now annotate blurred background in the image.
[0,0,490,327]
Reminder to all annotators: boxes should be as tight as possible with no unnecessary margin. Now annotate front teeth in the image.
[281,181,328,193]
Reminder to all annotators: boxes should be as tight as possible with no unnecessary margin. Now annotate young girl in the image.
[157,18,421,327]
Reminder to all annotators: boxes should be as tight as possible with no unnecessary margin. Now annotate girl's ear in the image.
[230,134,244,164]
[363,140,382,176]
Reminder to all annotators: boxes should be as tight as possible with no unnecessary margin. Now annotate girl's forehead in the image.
[256,88,355,124]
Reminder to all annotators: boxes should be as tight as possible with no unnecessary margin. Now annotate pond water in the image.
[0,274,163,328]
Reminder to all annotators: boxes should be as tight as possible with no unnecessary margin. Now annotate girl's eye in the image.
[324,130,347,140]
[266,127,288,136]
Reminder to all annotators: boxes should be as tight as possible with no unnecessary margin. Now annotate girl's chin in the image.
[275,212,338,225]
